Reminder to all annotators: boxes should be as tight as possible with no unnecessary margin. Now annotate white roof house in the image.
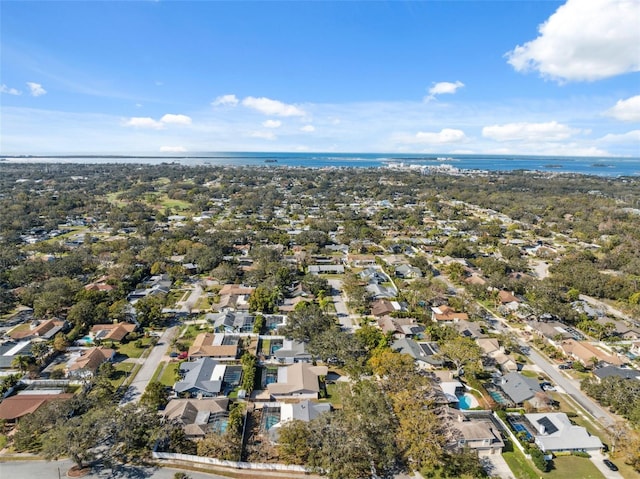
[525,413,603,452]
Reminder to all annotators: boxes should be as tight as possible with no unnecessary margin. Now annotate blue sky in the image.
[1,0,639,156]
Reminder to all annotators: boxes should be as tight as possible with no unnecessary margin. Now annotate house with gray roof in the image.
[206,311,255,333]
[175,357,227,397]
[162,398,229,439]
[593,365,640,382]
[391,338,443,369]
[0,340,33,370]
[497,372,551,408]
[268,400,332,443]
[273,339,312,364]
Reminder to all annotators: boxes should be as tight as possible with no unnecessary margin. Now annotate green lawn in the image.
[546,456,604,479]
[323,382,347,407]
[502,441,539,479]
[159,362,180,386]
[502,440,606,479]
[116,337,152,359]
[110,361,135,388]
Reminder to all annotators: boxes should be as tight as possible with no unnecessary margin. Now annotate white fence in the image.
[152,451,311,472]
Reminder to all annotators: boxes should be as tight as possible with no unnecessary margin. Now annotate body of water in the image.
[3,152,640,176]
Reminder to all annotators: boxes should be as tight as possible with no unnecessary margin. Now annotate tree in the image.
[53,332,70,352]
[369,349,423,393]
[30,341,50,366]
[281,302,335,343]
[392,388,446,470]
[42,407,110,469]
[11,354,34,374]
[141,381,169,410]
[134,293,166,328]
[248,285,281,314]
[437,336,483,377]
[277,420,314,465]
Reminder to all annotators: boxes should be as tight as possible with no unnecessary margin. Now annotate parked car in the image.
[603,459,618,471]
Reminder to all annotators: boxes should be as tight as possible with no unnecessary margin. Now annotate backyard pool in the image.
[456,393,479,410]
[77,335,94,345]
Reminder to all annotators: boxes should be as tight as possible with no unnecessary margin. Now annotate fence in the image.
[152,451,311,472]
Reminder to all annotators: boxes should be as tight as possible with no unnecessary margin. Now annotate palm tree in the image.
[11,355,33,375]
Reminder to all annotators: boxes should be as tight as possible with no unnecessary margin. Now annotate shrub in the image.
[530,446,548,472]
[571,451,591,458]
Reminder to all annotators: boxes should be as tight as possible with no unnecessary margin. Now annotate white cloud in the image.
[123,113,192,129]
[250,130,277,140]
[160,145,188,153]
[212,94,239,107]
[597,130,640,143]
[300,125,315,132]
[262,119,282,128]
[425,81,464,101]
[160,113,192,125]
[605,95,640,122]
[506,0,640,82]
[122,117,164,129]
[482,121,581,141]
[26,82,47,97]
[1,84,22,95]
[242,96,305,117]
[397,128,468,145]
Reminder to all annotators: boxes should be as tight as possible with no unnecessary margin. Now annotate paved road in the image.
[523,342,616,429]
[580,294,639,326]
[0,459,230,479]
[119,325,178,405]
[327,279,357,331]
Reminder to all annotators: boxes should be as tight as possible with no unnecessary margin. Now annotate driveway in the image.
[481,453,514,479]
[119,325,178,405]
[589,450,625,479]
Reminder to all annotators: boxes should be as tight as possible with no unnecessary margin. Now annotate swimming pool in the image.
[456,393,478,410]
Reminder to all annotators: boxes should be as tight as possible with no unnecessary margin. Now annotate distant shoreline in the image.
[1,152,638,177]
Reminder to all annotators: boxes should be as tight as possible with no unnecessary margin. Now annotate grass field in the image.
[116,337,152,358]
[159,362,180,386]
[545,456,604,479]
[111,361,135,388]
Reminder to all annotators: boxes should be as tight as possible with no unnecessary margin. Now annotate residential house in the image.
[445,408,505,456]
[360,267,389,284]
[525,320,579,346]
[630,341,640,357]
[476,338,518,373]
[8,319,68,341]
[391,338,443,369]
[127,274,172,303]
[308,265,344,275]
[560,339,625,367]
[453,320,485,339]
[279,296,314,313]
[431,305,469,323]
[394,264,422,279]
[216,284,255,311]
[188,333,239,361]
[0,393,74,425]
[377,316,424,338]
[345,253,376,267]
[592,365,640,382]
[162,398,230,439]
[525,412,603,453]
[90,322,137,342]
[366,283,397,300]
[206,311,255,333]
[175,357,228,397]
[266,363,328,400]
[273,339,312,364]
[0,340,32,370]
[497,372,551,409]
[66,346,115,378]
[268,400,332,442]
